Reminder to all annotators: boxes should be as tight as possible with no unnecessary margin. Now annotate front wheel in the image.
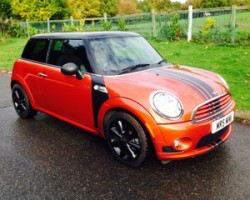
[105,112,149,167]
[12,84,38,119]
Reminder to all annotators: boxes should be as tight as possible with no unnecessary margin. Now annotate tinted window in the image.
[22,39,50,62]
[47,39,92,72]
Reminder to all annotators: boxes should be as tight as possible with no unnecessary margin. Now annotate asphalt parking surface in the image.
[1,75,250,200]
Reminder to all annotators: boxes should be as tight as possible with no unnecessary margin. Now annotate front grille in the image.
[192,93,233,122]
[196,126,228,149]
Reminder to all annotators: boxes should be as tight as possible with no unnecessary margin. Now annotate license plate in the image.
[211,111,234,134]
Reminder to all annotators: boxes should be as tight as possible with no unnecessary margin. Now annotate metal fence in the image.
[18,5,250,42]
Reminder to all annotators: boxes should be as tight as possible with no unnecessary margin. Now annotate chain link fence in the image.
[15,5,250,43]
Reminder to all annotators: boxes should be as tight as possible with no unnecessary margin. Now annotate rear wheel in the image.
[12,84,37,119]
[105,112,149,167]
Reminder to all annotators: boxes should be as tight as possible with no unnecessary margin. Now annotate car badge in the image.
[212,91,218,96]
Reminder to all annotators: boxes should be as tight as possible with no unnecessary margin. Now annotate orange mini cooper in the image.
[11,32,235,167]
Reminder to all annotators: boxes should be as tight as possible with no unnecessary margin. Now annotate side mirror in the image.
[61,63,83,80]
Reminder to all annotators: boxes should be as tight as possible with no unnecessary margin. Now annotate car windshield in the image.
[87,36,164,75]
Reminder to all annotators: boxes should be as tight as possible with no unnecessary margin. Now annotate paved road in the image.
[1,75,250,200]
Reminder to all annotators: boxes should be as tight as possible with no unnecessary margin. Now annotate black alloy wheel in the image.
[12,84,37,119]
[105,112,149,167]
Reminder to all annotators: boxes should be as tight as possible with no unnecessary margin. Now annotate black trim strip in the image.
[91,75,109,127]
[153,67,216,100]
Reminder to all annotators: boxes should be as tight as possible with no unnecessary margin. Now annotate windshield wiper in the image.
[157,59,166,65]
[119,63,150,74]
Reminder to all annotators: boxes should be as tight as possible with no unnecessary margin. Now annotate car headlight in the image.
[218,74,229,90]
[150,91,183,120]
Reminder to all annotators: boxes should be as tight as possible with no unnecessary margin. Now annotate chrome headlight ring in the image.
[150,90,183,120]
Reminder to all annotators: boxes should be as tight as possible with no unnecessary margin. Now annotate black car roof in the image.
[31,31,140,39]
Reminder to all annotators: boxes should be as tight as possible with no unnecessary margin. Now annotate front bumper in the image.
[153,110,234,161]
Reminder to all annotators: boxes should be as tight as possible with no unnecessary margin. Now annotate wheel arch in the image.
[98,97,165,144]
[10,79,37,110]
[10,80,22,89]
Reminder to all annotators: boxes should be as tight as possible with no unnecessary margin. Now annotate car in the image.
[11,31,235,167]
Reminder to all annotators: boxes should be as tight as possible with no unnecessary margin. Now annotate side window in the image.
[47,39,92,73]
[22,39,50,63]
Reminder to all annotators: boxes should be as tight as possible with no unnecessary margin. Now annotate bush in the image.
[194,17,216,43]
[0,19,25,40]
[27,26,41,36]
[90,21,97,31]
[213,30,232,45]
[0,33,7,43]
[62,20,85,32]
[101,20,112,31]
[7,23,26,37]
[193,18,250,46]
[118,18,127,31]
[62,23,78,32]
[160,14,182,41]
[236,31,250,45]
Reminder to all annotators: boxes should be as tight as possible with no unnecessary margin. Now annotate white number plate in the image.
[211,111,234,134]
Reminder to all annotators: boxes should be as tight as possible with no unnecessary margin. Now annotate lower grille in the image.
[196,126,228,149]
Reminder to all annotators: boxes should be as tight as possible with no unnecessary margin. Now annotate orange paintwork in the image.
[99,65,235,161]
[11,49,235,162]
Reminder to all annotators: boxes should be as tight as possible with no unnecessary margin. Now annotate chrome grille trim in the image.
[191,93,233,122]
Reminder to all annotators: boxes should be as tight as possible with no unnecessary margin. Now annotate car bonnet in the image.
[103,64,229,123]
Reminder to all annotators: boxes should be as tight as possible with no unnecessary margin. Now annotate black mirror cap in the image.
[61,63,78,76]
[61,63,83,80]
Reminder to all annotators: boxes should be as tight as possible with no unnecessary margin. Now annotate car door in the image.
[38,67,95,130]
[20,38,51,108]
[36,39,96,131]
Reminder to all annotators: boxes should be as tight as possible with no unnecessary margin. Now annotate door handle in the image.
[38,73,47,78]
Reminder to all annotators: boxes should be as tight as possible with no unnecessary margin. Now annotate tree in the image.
[51,0,70,20]
[230,0,250,5]
[183,0,202,9]
[138,0,151,12]
[11,0,62,20]
[183,0,250,8]
[170,2,182,11]
[141,0,182,12]
[67,0,101,19]
[100,0,119,16]
[0,0,11,19]
[145,0,172,12]
[200,0,230,8]
[117,0,142,15]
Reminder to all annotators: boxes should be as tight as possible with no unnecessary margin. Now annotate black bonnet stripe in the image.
[91,75,109,128]
[155,69,208,100]
[153,68,216,100]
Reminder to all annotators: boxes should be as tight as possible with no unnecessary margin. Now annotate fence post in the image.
[26,19,30,38]
[151,9,157,38]
[104,13,107,22]
[231,5,236,44]
[187,5,193,42]
[47,18,50,33]
[70,16,74,26]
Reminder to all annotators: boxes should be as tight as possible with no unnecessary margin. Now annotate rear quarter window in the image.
[22,39,50,63]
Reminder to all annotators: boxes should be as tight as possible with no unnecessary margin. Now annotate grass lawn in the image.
[0,38,249,110]
[150,39,250,111]
[0,38,28,70]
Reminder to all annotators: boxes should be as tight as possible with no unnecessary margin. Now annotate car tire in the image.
[105,112,149,167]
[12,84,38,119]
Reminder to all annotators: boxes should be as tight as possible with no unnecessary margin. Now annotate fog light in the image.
[174,139,180,147]
[173,138,192,151]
